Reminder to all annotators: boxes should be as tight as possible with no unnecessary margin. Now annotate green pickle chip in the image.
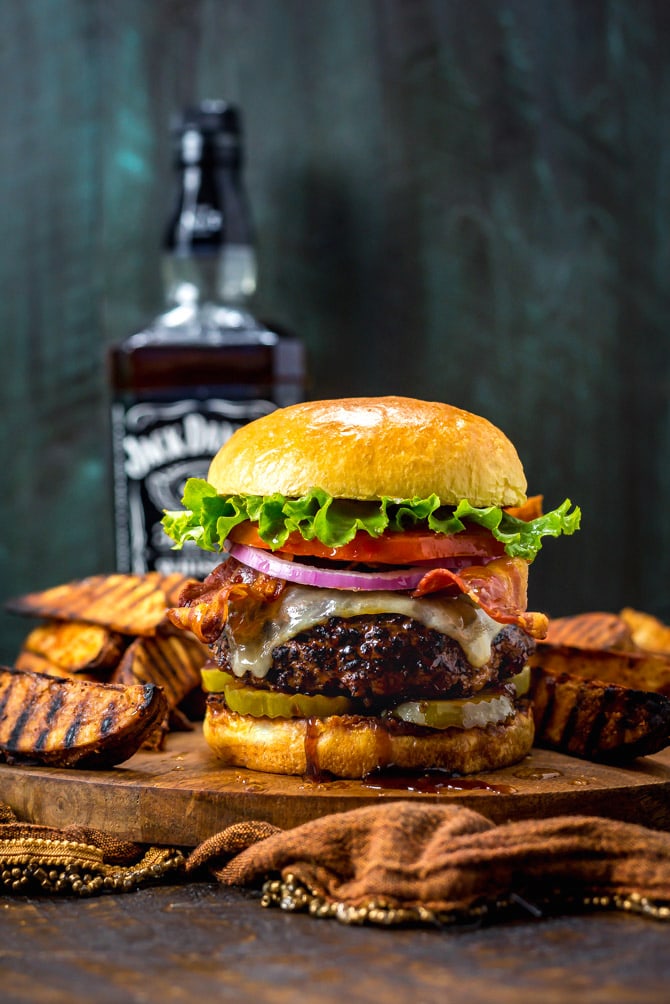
[201,667,352,719]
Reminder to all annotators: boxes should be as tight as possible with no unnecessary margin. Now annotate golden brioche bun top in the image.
[208,396,527,507]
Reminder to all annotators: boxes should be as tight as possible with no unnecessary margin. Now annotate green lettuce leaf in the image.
[161,478,581,562]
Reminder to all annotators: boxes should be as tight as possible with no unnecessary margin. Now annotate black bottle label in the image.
[111,397,275,576]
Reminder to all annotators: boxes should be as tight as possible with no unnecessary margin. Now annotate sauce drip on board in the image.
[360,770,517,794]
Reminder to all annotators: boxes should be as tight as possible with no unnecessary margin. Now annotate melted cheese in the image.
[225,584,504,679]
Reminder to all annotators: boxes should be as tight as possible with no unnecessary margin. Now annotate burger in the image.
[162,396,579,779]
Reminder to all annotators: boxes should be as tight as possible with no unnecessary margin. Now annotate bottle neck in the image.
[162,153,257,312]
[162,245,258,310]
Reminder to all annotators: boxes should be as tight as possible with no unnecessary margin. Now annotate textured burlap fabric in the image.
[185,803,670,924]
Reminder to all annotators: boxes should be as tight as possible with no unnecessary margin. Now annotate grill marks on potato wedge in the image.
[529,609,670,761]
[111,633,205,707]
[110,632,209,749]
[0,667,168,767]
[544,612,634,651]
[529,665,670,761]
[3,573,208,767]
[5,573,194,636]
[530,645,670,699]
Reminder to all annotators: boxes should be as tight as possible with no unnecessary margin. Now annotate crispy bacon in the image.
[168,560,285,643]
[412,556,548,639]
[504,493,544,521]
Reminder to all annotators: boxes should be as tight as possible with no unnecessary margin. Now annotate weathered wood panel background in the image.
[1,0,669,663]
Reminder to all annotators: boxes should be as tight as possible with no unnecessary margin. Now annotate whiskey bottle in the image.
[109,100,306,577]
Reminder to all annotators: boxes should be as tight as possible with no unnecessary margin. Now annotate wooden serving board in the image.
[0,728,668,846]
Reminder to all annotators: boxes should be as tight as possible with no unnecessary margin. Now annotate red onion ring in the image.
[225,540,440,591]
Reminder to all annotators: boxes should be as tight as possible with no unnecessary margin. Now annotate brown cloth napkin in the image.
[185,803,670,925]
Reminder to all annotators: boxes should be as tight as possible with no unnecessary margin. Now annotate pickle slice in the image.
[201,666,352,719]
[391,693,514,730]
[224,686,353,719]
[510,665,530,697]
[390,665,530,731]
[201,667,237,693]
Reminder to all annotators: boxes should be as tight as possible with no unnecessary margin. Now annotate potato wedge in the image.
[530,644,670,698]
[544,612,633,651]
[14,649,94,680]
[5,573,195,636]
[529,664,670,761]
[0,666,167,767]
[111,631,206,707]
[620,607,670,655]
[21,620,126,674]
[110,631,208,750]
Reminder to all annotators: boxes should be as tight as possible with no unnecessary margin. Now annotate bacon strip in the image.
[412,556,548,639]
[168,561,285,643]
[504,493,544,521]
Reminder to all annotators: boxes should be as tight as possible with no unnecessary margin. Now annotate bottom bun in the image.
[203,701,534,778]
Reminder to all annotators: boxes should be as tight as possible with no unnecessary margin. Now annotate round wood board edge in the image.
[0,729,668,845]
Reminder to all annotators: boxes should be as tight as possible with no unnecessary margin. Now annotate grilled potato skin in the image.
[530,645,670,698]
[0,666,168,768]
[543,612,634,650]
[530,665,670,762]
[5,573,194,636]
[111,633,205,705]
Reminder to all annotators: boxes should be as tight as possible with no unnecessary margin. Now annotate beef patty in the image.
[213,615,534,707]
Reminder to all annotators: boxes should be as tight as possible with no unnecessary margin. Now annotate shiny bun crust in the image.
[208,396,527,508]
[203,703,534,779]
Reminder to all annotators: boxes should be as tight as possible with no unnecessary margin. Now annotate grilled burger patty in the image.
[213,615,534,705]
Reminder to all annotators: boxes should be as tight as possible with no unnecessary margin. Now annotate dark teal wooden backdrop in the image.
[1,0,669,663]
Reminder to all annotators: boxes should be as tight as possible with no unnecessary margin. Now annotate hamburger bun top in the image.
[207,396,527,507]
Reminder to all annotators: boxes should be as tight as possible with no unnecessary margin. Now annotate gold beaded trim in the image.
[1,835,105,869]
[261,873,670,927]
[0,841,185,896]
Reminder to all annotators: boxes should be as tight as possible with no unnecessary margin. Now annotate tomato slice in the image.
[227,522,506,565]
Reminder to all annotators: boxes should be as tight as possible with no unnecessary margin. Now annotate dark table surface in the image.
[1,881,668,1004]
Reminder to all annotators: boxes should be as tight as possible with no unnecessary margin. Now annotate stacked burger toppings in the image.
[162,396,579,778]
